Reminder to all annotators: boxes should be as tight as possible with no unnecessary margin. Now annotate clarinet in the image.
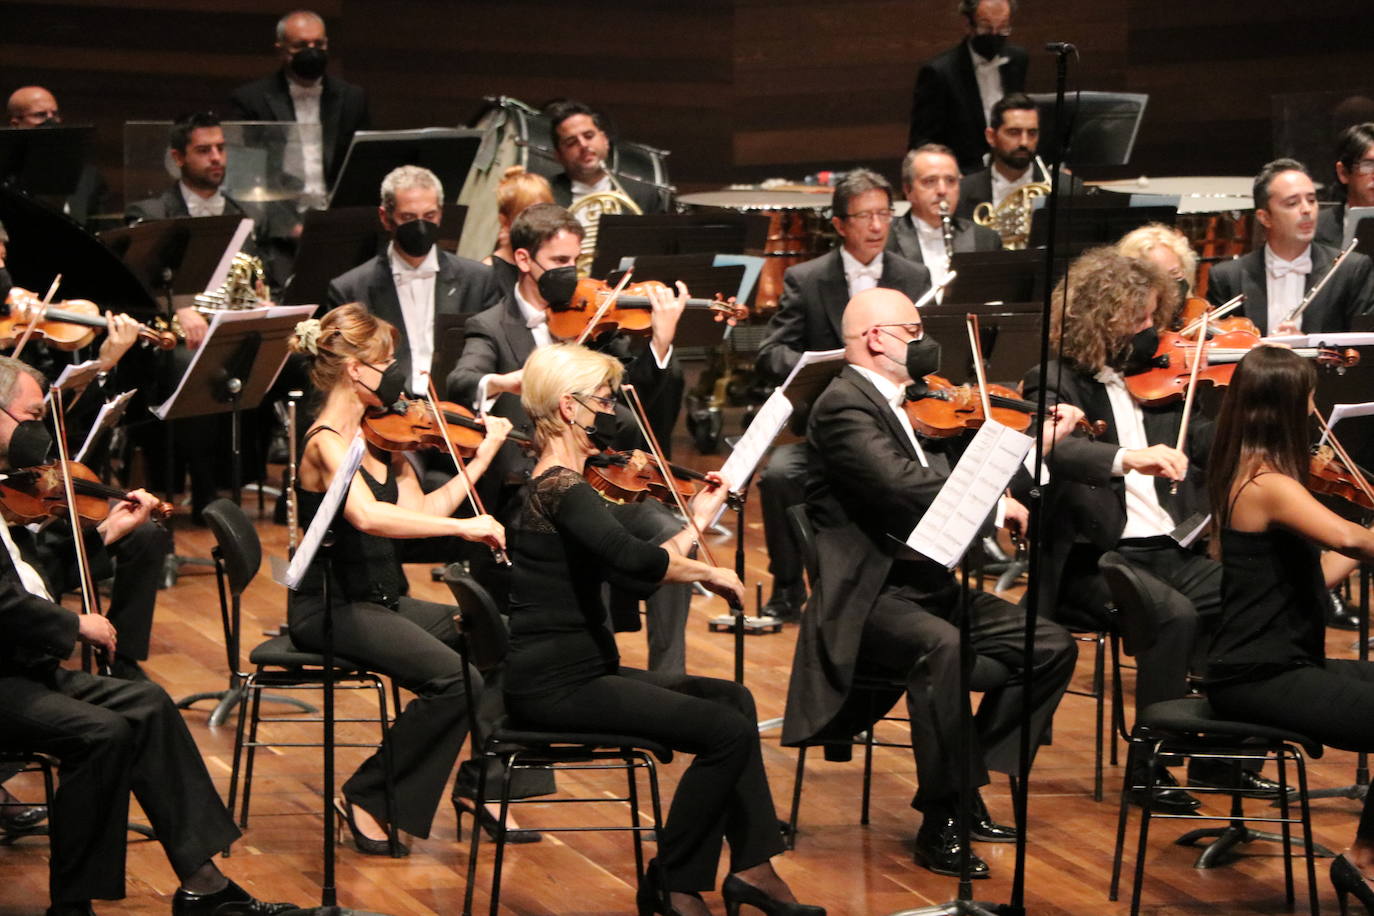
[938,200,955,269]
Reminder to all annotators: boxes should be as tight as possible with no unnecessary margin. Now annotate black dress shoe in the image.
[970,791,1018,842]
[171,879,299,915]
[1,802,48,833]
[763,584,806,622]
[913,815,990,878]
[1127,766,1201,814]
[1328,589,1361,631]
[1187,762,1289,799]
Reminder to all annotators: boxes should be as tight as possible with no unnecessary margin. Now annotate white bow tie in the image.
[1267,252,1312,279]
[526,310,547,330]
[851,265,881,281]
[395,266,437,283]
[975,55,1010,69]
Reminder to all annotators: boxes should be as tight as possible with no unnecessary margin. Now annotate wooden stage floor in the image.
[0,455,1363,915]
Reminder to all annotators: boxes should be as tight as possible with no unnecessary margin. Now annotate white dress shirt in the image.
[990,164,1036,209]
[0,523,52,601]
[388,243,440,394]
[840,248,884,296]
[287,79,327,198]
[1096,365,1177,540]
[1263,244,1312,333]
[912,215,951,294]
[568,173,613,228]
[968,42,1010,127]
[180,182,226,217]
[851,364,928,468]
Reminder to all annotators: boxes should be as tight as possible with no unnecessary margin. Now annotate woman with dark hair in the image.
[1204,345,1374,913]
[1316,121,1374,247]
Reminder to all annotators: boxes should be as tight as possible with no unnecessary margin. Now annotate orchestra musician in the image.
[447,203,695,673]
[505,341,823,916]
[1207,157,1374,336]
[887,142,1001,291]
[484,165,554,293]
[1117,222,1197,301]
[0,356,300,916]
[5,86,108,227]
[545,99,667,216]
[782,287,1078,878]
[326,165,503,399]
[1316,122,1374,248]
[228,8,370,195]
[955,93,1083,220]
[287,304,535,855]
[1021,246,1283,813]
[907,0,1027,175]
[1202,345,1374,914]
[755,168,930,621]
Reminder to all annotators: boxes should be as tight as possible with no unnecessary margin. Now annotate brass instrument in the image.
[566,178,644,276]
[194,252,267,312]
[973,182,1051,250]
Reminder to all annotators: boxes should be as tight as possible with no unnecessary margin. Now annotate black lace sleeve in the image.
[531,468,670,589]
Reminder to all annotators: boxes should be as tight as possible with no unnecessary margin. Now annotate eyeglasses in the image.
[973,25,1012,36]
[1351,160,1374,176]
[574,392,617,412]
[844,208,895,223]
[872,322,924,340]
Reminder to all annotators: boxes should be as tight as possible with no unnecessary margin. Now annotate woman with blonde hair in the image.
[288,303,510,855]
[503,342,823,916]
[486,165,554,289]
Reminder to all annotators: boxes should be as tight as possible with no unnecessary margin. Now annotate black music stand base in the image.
[175,684,315,728]
[1175,822,1336,869]
[885,901,1010,916]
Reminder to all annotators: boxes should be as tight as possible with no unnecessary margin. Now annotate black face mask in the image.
[360,361,408,407]
[5,417,52,469]
[905,335,943,381]
[575,404,619,451]
[536,264,580,310]
[289,47,329,81]
[393,218,439,259]
[970,32,1008,59]
[1112,326,1160,376]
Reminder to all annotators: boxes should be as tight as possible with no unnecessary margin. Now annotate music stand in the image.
[0,125,94,197]
[1352,217,1374,260]
[923,302,1044,386]
[280,207,380,307]
[1027,91,1149,168]
[1029,199,1177,251]
[589,212,769,278]
[100,215,248,315]
[947,251,1043,304]
[329,128,484,209]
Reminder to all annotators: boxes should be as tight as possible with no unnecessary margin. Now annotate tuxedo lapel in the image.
[844,368,920,463]
[434,255,463,316]
[819,251,849,343]
[268,71,297,122]
[889,217,923,263]
[1240,252,1269,335]
[319,77,344,177]
[499,297,537,370]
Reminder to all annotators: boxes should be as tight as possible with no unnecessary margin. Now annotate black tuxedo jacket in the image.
[548,172,667,215]
[1315,203,1345,249]
[885,212,1001,265]
[908,40,1029,175]
[955,162,1084,220]
[228,70,370,188]
[757,249,931,384]
[124,185,245,223]
[1206,243,1374,336]
[326,251,503,391]
[0,523,81,676]
[1019,360,1212,614]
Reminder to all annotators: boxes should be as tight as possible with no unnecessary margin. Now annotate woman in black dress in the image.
[1204,345,1374,913]
[505,342,823,916]
[288,304,510,855]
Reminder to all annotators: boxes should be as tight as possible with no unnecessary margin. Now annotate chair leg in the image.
[1295,750,1320,916]
[1276,750,1295,906]
[1110,636,1124,766]
[239,676,266,828]
[226,672,252,843]
[1092,632,1106,801]
[786,745,808,851]
[1110,740,1138,901]
[1129,746,1156,916]
[861,725,876,826]
[627,750,645,878]
[461,745,490,916]
[488,753,518,916]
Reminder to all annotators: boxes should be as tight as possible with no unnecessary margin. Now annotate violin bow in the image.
[964,314,996,422]
[1171,311,1209,495]
[575,270,635,347]
[422,373,511,567]
[1314,407,1374,508]
[11,274,61,362]
[1179,293,1244,338]
[1286,238,1358,326]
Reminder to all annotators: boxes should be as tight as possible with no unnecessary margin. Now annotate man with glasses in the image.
[228,8,370,193]
[888,143,1001,292]
[5,86,108,226]
[908,0,1028,175]
[754,169,929,621]
[782,286,1078,878]
[1316,122,1374,248]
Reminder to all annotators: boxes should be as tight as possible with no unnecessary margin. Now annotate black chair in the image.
[0,751,54,843]
[200,499,404,857]
[1100,551,1326,915]
[781,504,1013,847]
[443,567,669,916]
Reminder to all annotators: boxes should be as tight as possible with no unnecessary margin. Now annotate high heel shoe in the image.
[333,797,408,857]
[452,798,541,844]
[721,874,825,916]
[1332,854,1374,915]
[635,861,703,916]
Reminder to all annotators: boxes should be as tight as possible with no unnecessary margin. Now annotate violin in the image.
[1175,295,1259,338]
[547,277,749,342]
[3,287,177,351]
[1309,445,1374,512]
[0,460,173,525]
[903,374,1108,439]
[1125,329,1360,405]
[362,397,531,456]
[584,448,717,505]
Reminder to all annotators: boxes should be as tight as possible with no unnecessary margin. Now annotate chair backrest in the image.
[786,504,820,587]
[442,563,508,672]
[1097,550,1161,659]
[202,498,262,598]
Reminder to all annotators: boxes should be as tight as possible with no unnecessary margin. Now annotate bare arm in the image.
[1232,472,1374,587]
[392,416,512,515]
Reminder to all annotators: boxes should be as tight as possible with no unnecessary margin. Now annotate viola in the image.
[1309,445,1374,512]
[547,277,748,342]
[3,287,177,351]
[583,448,716,505]
[1124,330,1360,405]
[903,374,1107,439]
[1175,296,1259,338]
[0,460,173,525]
[362,397,531,457]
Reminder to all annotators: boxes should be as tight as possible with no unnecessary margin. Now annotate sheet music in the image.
[278,432,366,590]
[906,419,1033,569]
[203,218,255,294]
[50,358,104,392]
[1320,401,1374,447]
[76,389,136,463]
[1264,332,1374,347]
[152,303,315,420]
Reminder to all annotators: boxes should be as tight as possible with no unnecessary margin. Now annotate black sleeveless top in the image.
[1204,477,1328,686]
[289,427,407,613]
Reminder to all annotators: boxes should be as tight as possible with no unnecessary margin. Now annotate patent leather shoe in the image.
[970,791,1018,842]
[1127,766,1201,814]
[334,797,408,857]
[1332,853,1374,915]
[453,797,541,844]
[1188,761,1289,799]
[763,584,806,622]
[170,879,298,915]
[913,814,990,878]
[1328,589,1362,631]
[721,874,825,916]
[1,801,48,833]
[636,859,703,916]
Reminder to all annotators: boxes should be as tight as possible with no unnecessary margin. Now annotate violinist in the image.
[1022,247,1283,812]
[1117,222,1197,304]
[1202,345,1374,914]
[1207,157,1374,336]
[287,304,545,854]
[506,342,820,916]
[447,202,695,673]
[755,168,931,621]
[1316,122,1374,248]
[0,356,301,916]
[782,287,1078,879]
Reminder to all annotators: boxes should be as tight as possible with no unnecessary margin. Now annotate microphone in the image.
[1044,41,1076,53]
